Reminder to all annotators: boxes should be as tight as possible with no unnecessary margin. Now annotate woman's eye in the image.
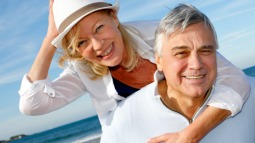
[77,40,85,48]
[95,25,104,33]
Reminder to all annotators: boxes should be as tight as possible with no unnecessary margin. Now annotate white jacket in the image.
[18,21,250,127]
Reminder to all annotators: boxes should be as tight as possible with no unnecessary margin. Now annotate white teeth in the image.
[186,75,203,79]
[101,45,112,56]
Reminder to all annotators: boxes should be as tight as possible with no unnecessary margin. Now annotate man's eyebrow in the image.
[199,45,215,50]
[171,46,189,51]
[171,45,215,51]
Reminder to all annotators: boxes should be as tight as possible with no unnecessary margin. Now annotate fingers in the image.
[46,0,58,40]
[148,133,170,143]
[49,0,55,22]
[49,0,54,13]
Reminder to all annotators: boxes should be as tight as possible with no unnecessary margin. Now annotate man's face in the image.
[156,22,217,100]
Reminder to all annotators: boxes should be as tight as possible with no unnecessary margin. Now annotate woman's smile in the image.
[99,43,114,60]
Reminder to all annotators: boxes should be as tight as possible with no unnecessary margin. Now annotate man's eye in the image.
[201,50,213,55]
[175,51,187,56]
[95,25,104,33]
[173,51,189,58]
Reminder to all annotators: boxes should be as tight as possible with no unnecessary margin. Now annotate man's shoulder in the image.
[129,82,157,99]
[117,82,157,107]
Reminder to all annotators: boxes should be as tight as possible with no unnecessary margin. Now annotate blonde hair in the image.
[58,10,139,80]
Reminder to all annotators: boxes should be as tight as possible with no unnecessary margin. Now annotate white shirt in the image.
[18,21,250,127]
[100,73,255,143]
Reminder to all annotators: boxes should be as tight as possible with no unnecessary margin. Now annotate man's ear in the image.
[155,54,163,72]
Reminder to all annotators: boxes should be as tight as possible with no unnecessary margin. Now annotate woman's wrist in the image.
[43,36,57,50]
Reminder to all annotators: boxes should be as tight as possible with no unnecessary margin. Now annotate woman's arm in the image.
[28,0,57,82]
[19,67,86,115]
[19,0,86,115]
[208,52,250,115]
[148,107,230,143]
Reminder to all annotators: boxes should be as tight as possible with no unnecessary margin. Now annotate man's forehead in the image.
[162,25,216,50]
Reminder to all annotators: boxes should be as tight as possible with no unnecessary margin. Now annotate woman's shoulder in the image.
[122,20,159,37]
[123,20,159,29]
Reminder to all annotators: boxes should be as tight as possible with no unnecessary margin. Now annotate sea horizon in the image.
[5,115,102,143]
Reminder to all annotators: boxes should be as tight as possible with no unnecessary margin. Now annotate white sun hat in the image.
[51,0,119,48]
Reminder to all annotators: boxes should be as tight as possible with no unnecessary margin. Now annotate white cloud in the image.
[192,0,225,8]
[221,0,253,11]
[118,0,176,21]
[0,50,35,84]
[0,69,27,85]
[219,29,255,49]
[0,1,48,35]
[0,1,49,86]
[213,7,255,22]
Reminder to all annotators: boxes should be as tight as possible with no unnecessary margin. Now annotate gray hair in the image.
[154,4,218,56]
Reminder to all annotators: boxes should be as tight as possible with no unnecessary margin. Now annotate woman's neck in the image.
[110,58,157,89]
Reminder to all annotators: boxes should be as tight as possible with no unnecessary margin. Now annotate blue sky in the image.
[1,0,255,140]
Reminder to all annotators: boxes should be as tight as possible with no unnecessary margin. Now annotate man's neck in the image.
[158,79,209,120]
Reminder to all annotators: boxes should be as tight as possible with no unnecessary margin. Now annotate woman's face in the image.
[75,10,125,67]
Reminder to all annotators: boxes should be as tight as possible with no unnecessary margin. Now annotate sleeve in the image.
[207,52,251,116]
[18,63,86,115]
[122,20,160,47]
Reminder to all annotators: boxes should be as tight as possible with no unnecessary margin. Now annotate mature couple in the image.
[19,0,254,142]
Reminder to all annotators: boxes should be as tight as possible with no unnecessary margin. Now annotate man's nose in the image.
[188,53,203,70]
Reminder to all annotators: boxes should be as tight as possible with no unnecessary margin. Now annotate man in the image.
[100,4,255,143]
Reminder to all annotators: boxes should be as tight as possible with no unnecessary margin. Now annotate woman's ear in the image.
[155,54,163,72]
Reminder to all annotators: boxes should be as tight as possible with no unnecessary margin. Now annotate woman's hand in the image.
[46,0,58,41]
[27,0,59,81]
[148,131,197,143]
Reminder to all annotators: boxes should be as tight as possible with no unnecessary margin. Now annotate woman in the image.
[18,0,250,142]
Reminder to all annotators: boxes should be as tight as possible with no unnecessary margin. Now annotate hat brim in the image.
[51,0,119,48]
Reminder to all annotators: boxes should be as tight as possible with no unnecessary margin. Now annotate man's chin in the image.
[183,87,207,98]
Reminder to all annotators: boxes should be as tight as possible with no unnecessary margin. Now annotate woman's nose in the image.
[91,36,103,51]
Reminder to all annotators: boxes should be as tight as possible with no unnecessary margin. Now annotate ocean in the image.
[243,65,255,77]
[9,116,102,143]
[8,65,255,143]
